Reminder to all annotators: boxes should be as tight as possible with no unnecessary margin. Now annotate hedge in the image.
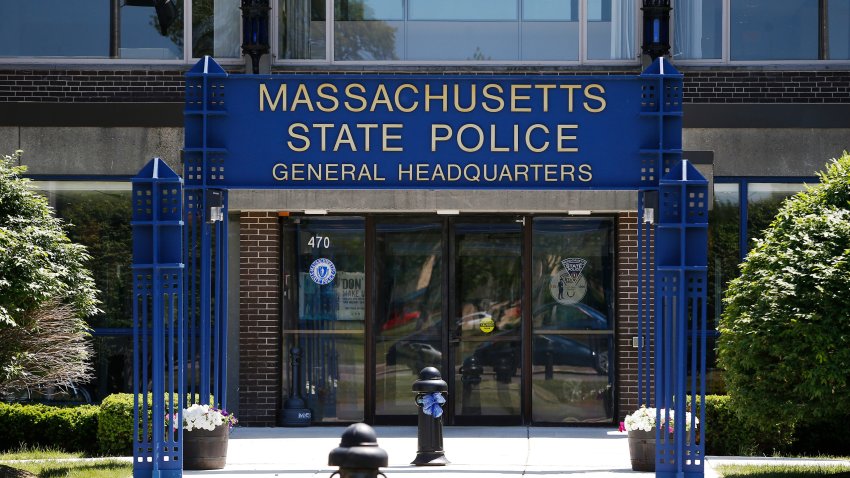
[0,402,99,454]
[98,393,211,456]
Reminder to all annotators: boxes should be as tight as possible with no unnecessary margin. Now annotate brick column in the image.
[616,212,654,419]
[238,211,281,426]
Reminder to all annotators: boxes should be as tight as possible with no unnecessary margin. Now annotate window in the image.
[0,0,241,61]
[284,0,637,63]
[673,0,850,62]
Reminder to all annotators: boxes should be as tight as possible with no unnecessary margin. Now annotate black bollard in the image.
[328,423,388,478]
[411,367,449,466]
[279,346,312,426]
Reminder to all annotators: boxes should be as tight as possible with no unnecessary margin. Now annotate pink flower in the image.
[619,421,626,432]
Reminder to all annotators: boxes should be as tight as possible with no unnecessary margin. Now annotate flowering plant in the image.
[170,404,238,431]
[622,405,697,433]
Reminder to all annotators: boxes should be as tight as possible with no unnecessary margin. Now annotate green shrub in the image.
[97,393,212,456]
[697,395,761,456]
[0,402,99,454]
[719,153,850,442]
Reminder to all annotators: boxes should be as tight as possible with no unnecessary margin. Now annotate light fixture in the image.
[304,209,328,215]
[568,210,592,216]
[241,0,271,74]
[641,0,671,60]
[436,209,460,215]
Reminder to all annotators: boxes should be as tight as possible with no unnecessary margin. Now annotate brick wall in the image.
[0,69,185,102]
[238,211,281,426]
[681,70,850,103]
[616,212,654,419]
[1,67,848,103]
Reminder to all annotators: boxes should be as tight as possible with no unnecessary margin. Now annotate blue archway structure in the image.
[131,56,707,478]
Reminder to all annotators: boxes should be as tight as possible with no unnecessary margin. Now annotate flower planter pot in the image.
[627,429,655,472]
[183,426,228,470]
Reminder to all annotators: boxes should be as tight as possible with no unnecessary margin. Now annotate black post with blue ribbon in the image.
[411,367,449,466]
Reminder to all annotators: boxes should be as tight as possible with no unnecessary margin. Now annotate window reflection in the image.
[193,0,241,58]
[281,0,327,59]
[33,182,133,329]
[746,182,807,246]
[586,0,636,60]
[0,1,183,59]
[731,0,818,61]
[332,0,585,61]
[672,0,722,60]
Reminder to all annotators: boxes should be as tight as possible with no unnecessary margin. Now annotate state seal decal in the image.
[549,258,588,305]
[309,258,337,285]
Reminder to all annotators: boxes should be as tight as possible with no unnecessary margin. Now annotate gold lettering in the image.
[356,123,377,152]
[325,163,338,181]
[490,124,509,152]
[453,84,476,113]
[431,164,446,181]
[514,164,529,182]
[498,164,513,182]
[482,84,505,113]
[457,124,484,153]
[394,84,419,113]
[416,164,429,182]
[272,163,287,180]
[316,83,339,112]
[313,123,333,151]
[525,124,549,153]
[535,84,555,112]
[260,83,286,112]
[398,164,413,182]
[431,124,452,151]
[358,164,374,181]
[370,84,394,112]
[578,164,593,182]
[291,84,314,112]
[333,124,356,152]
[383,124,403,152]
[557,124,579,152]
[511,84,532,112]
[544,164,557,182]
[559,84,581,112]
[425,84,448,112]
[308,163,321,180]
[344,83,368,112]
[291,163,304,181]
[560,164,576,181]
[342,163,356,181]
[583,84,606,113]
[287,123,310,152]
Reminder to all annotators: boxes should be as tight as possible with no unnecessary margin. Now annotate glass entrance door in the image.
[530,218,615,423]
[451,220,523,424]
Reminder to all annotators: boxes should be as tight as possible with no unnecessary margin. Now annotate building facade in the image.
[1,0,848,426]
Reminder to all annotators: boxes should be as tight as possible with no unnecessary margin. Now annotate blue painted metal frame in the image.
[131,158,185,478]
[132,56,706,478]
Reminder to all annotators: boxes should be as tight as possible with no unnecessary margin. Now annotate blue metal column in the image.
[184,56,230,410]
[132,158,185,478]
[654,161,708,478]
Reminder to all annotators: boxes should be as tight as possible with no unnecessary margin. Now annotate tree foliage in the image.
[0,151,98,392]
[718,152,850,446]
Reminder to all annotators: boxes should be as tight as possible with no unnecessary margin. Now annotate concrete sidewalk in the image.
[184,426,651,477]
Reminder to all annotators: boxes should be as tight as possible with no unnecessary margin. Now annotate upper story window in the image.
[280,0,639,63]
[0,0,240,61]
[673,0,850,63]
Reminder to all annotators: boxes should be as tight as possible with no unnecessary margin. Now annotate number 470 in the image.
[308,235,330,248]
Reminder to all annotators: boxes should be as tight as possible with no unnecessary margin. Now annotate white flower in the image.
[623,405,698,432]
[182,404,229,431]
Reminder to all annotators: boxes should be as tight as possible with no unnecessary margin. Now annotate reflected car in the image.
[533,301,610,330]
[1,383,93,405]
[385,342,442,372]
[461,333,609,383]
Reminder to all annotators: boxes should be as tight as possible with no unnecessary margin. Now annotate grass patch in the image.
[0,446,83,461]
[717,464,850,478]
[0,459,131,478]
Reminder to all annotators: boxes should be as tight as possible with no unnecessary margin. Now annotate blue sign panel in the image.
[186,65,669,190]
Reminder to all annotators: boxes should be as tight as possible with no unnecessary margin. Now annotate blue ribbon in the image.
[421,392,446,418]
